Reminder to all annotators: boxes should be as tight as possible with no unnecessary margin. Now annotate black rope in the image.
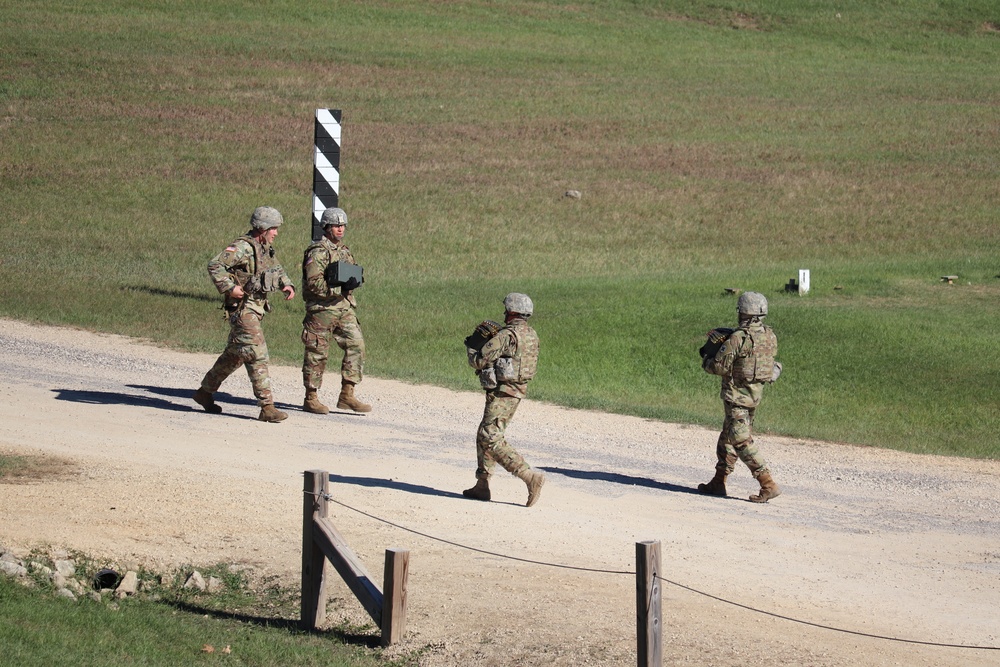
[325,495,999,652]
[654,575,999,651]
[328,496,630,574]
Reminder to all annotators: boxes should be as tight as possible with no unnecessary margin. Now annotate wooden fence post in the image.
[381,548,409,646]
[301,470,329,630]
[636,540,662,667]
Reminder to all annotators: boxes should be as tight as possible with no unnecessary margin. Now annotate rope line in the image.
[323,494,999,652]
[327,496,630,574]
[654,575,999,651]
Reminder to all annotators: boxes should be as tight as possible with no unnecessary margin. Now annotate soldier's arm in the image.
[472,329,514,370]
[704,332,741,377]
[303,248,332,298]
[207,241,252,295]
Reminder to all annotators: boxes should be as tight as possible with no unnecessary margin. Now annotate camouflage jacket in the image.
[207,233,293,317]
[472,317,539,399]
[302,237,358,314]
[703,319,777,408]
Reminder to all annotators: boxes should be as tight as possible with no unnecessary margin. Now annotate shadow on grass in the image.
[122,285,220,303]
[164,599,382,649]
[542,466,702,496]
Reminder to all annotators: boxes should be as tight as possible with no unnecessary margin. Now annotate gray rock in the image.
[206,576,223,593]
[54,559,76,578]
[183,571,207,591]
[115,571,139,597]
[0,561,27,577]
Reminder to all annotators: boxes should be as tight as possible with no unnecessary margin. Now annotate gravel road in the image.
[1,317,997,666]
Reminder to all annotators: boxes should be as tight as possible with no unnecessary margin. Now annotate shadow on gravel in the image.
[329,473,462,500]
[132,384,301,415]
[164,600,382,648]
[542,466,702,496]
[52,386,293,421]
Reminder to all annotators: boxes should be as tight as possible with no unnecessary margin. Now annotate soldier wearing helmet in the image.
[463,293,546,507]
[299,207,371,414]
[699,291,782,502]
[194,206,296,423]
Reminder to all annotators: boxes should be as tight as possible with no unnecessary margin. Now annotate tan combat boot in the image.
[337,381,371,413]
[258,404,288,423]
[192,388,222,414]
[697,470,728,497]
[749,471,781,503]
[462,478,491,501]
[303,389,329,415]
[516,468,546,507]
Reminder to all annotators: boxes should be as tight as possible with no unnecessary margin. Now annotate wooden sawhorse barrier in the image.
[300,470,409,646]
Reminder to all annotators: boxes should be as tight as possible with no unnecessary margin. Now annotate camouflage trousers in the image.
[475,391,529,479]
[301,307,365,389]
[200,309,274,406]
[715,401,769,478]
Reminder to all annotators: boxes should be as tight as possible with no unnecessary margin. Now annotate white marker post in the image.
[312,108,342,242]
[798,269,810,295]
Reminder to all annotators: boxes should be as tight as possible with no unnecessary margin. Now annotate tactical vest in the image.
[732,325,777,384]
[496,321,539,383]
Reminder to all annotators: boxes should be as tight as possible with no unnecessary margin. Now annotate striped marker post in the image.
[312,108,342,242]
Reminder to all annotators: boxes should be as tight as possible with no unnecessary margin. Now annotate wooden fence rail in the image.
[300,469,409,646]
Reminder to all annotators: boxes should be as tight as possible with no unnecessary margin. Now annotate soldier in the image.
[300,207,370,414]
[193,206,296,423]
[463,293,546,507]
[699,291,782,502]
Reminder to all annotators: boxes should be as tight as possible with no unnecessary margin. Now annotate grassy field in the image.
[0,553,395,667]
[1,0,997,457]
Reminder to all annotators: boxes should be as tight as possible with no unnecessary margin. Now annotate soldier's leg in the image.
[476,393,528,476]
[698,403,738,496]
[200,312,246,394]
[200,349,242,394]
[727,405,769,477]
[331,310,370,412]
[332,310,366,384]
[302,311,335,391]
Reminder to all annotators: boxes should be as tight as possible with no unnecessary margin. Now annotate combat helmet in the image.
[503,293,533,317]
[321,207,348,228]
[737,291,768,317]
[250,206,283,230]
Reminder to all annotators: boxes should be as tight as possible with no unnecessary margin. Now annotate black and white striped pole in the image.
[312,108,342,242]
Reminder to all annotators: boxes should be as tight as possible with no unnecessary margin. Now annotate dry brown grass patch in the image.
[0,450,78,485]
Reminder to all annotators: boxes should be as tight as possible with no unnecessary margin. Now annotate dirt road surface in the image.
[1,318,998,666]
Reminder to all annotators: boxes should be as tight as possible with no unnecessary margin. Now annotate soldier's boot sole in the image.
[258,406,288,423]
[193,389,222,414]
[462,479,492,502]
[521,470,545,508]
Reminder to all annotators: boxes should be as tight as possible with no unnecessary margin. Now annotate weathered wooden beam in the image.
[301,470,329,630]
[313,515,384,626]
[381,548,410,646]
[636,540,662,667]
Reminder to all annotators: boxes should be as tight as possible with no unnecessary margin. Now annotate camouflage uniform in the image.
[703,319,778,479]
[300,236,365,390]
[199,234,293,406]
[469,316,539,479]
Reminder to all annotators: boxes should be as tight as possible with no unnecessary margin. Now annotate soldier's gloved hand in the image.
[770,361,783,382]
[343,276,360,291]
[466,347,479,367]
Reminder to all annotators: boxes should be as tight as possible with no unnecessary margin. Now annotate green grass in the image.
[0,559,400,667]
[1,0,998,458]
